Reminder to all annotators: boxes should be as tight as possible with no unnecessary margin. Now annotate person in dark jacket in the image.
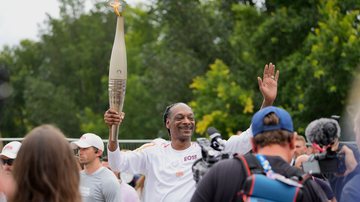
[191,106,328,202]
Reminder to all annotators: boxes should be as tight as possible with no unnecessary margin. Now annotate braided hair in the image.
[163,103,179,135]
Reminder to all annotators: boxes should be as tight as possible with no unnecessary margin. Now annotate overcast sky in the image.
[0,0,143,48]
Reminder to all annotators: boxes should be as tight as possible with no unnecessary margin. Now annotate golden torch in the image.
[108,0,127,141]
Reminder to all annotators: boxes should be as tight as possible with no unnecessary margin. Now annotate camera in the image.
[207,127,227,151]
[302,147,346,175]
[303,117,346,175]
[192,137,230,184]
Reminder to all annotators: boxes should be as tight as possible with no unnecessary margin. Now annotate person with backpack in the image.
[191,106,328,202]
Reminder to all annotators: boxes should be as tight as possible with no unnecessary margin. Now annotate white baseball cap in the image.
[1,141,22,159]
[71,133,104,151]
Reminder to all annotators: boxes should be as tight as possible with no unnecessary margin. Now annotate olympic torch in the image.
[108,0,127,141]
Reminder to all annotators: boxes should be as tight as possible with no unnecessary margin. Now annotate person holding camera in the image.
[338,109,360,202]
[294,154,337,202]
[104,63,279,202]
[304,117,360,201]
[190,106,328,202]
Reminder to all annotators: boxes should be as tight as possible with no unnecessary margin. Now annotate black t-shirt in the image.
[191,155,328,202]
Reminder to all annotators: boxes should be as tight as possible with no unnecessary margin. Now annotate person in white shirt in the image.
[104,63,280,202]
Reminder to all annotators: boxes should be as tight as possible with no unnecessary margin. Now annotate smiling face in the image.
[166,103,195,142]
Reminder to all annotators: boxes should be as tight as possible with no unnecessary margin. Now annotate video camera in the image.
[192,127,231,184]
[302,147,346,175]
[302,117,346,175]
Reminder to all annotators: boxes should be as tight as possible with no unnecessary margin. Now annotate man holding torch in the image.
[104,62,280,201]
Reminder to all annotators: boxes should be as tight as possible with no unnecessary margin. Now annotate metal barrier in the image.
[1,137,357,151]
[0,138,153,151]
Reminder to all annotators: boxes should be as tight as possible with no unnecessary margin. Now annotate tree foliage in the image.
[0,0,359,140]
[278,0,360,133]
[190,59,254,137]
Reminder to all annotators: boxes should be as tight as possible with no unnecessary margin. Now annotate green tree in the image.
[278,0,360,133]
[0,1,164,139]
[24,77,79,136]
[190,59,254,137]
[1,0,359,141]
[0,40,48,137]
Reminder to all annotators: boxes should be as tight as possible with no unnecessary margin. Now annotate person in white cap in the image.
[0,141,21,174]
[71,133,121,202]
[1,141,18,202]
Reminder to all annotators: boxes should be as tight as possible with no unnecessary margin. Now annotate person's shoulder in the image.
[120,182,140,201]
[301,175,328,201]
[267,156,299,172]
[342,173,360,195]
[120,182,137,193]
[202,157,248,186]
[340,142,360,161]
[99,167,119,179]
[211,158,243,172]
[99,169,121,187]
[340,142,359,153]
[134,139,170,152]
[341,174,360,202]
[152,138,168,145]
[189,142,202,150]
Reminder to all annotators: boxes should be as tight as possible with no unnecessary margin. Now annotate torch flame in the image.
[109,0,126,16]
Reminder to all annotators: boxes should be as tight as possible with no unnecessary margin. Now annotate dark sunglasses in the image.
[1,158,14,166]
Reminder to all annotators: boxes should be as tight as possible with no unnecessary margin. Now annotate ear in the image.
[97,150,103,157]
[165,119,170,129]
[251,138,257,153]
[289,133,296,150]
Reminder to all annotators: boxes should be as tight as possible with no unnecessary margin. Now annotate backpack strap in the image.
[235,153,265,176]
[234,154,265,201]
[282,164,306,179]
[243,153,266,175]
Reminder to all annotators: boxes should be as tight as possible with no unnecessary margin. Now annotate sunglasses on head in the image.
[1,158,14,166]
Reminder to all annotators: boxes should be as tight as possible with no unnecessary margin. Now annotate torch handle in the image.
[109,79,126,140]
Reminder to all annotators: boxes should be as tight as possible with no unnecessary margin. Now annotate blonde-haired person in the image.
[9,124,81,202]
[289,133,308,165]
